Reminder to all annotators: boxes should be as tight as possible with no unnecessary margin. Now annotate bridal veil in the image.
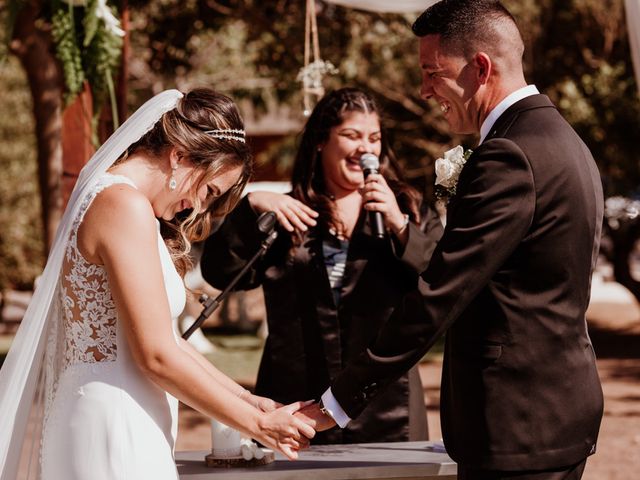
[0,89,184,479]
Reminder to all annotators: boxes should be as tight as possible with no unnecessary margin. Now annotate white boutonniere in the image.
[435,145,473,198]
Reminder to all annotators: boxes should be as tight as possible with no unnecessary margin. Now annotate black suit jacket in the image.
[201,195,443,443]
[331,94,604,470]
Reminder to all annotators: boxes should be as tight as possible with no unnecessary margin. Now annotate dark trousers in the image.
[457,458,587,480]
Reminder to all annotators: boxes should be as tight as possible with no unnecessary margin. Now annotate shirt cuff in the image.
[321,388,351,428]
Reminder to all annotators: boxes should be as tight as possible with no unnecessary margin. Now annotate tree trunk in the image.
[10,0,64,254]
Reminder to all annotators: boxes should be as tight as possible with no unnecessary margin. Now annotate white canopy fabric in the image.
[324,0,435,13]
[625,0,640,96]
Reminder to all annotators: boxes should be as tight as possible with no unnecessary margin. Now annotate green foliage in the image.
[83,0,100,46]
[52,7,86,102]
[50,1,123,110]
[0,56,45,291]
[84,0,123,110]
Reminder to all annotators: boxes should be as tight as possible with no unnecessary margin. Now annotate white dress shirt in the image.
[479,85,539,144]
[321,84,541,428]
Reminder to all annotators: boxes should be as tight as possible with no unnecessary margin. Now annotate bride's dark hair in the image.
[125,88,253,275]
[291,87,421,238]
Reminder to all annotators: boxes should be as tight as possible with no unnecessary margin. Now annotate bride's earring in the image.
[169,166,178,191]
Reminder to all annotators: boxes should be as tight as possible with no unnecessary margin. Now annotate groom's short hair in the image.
[412,0,523,61]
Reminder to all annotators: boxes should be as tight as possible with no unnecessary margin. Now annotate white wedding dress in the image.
[39,174,185,480]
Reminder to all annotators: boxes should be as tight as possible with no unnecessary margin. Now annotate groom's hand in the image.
[294,402,337,432]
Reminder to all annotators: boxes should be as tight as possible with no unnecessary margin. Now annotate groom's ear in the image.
[473,52,492,85]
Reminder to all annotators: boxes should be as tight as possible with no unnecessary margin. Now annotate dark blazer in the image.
[331,95,604,469]
[201,195,443,444]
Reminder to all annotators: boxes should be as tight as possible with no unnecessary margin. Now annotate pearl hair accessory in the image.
[204,128,246,143]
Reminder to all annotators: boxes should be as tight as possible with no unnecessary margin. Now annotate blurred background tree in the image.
[520,0,640,299]
[0,56,45,292]
[126,0,640,196]
[1,0,639,297]
[0,10,44,294]
[523,0,640,196]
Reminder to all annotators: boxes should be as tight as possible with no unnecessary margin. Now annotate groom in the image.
[299,0,604,478]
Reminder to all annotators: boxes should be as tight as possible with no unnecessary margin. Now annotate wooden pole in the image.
[61,82,95,208]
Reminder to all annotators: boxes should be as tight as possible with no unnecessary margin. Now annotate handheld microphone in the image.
[359,153,385,239]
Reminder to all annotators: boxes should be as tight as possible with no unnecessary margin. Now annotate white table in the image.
[176,441,457,480]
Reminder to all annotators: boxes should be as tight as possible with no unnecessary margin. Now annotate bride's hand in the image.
[254,401,316,460]
[240,390,281,413]
[248,191,318,233]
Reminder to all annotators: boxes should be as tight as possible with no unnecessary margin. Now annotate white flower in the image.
[435,145,471,193]
[61,0,125,37]
[96,0,125,37]
[297,59,339,90]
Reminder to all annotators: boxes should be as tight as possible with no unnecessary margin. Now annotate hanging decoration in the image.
[51,0,125,125]
[297,0,338,116]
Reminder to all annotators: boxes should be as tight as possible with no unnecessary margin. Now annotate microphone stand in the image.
[182,214,278,340]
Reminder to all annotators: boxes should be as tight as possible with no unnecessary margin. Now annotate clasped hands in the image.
[242,391,336,457]
[295,400,338,432]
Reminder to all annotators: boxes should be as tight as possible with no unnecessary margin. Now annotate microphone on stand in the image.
[182,211,278,340]
[359,153,385,239]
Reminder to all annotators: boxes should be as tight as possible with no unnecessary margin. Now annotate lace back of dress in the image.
[59,178,120,369]
[38,176,130,477]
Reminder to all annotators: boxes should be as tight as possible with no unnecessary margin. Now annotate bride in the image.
[0,88,314,480]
